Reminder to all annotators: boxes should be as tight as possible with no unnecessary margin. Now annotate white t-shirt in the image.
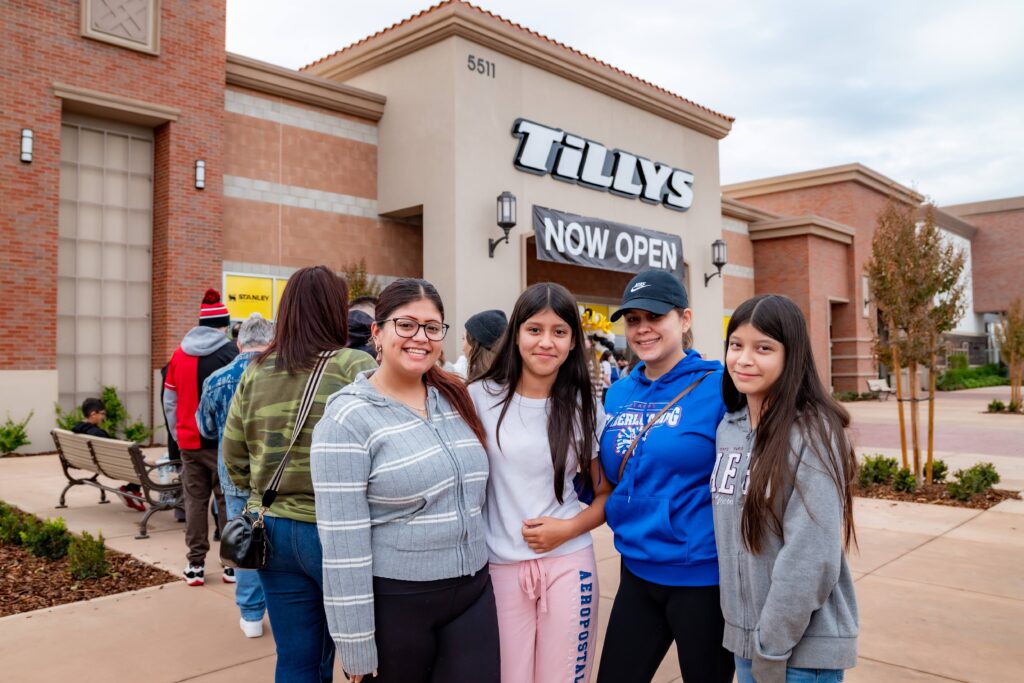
[468,379,603,564]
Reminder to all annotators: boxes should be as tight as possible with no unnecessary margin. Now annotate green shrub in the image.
[0,411,33,454]
[834,391,859,402]
[989,400,1006,413]
[947,353,969,370]
[1009,401,1022,414]
[0,505,26,545]
[859,454,899,487]
[947,462,1001,501]
[55,403,83,431]
[859,391,880,400]
[929,459,948,483]
[123,419,152,444]
[20,516,71,560]
[99,386,127,438]
[937,363,1010,391]
[68,531,110,580]
[893,468,917,493]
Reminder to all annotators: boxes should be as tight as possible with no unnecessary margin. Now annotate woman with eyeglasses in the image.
[311,278,498,683]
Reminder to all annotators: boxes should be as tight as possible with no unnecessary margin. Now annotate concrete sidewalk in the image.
[1,389,1022,682]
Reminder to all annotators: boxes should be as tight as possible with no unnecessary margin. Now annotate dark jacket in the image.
[347,310,378,362]
[71,422,111,439]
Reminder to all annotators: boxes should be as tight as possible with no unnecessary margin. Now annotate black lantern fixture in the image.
[703,238,728,286]
[489,191,517,258]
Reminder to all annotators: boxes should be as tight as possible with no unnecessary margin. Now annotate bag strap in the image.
[617,370,715,482]
[259,350,336,510]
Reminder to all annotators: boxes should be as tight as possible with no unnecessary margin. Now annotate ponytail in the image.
[425,366,487,445]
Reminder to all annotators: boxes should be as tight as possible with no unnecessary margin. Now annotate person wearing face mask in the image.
[595,270,734,683]
[311,278,498,683]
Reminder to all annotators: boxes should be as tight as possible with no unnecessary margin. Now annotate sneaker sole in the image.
[185,579,205,586]
[222,576,236,584]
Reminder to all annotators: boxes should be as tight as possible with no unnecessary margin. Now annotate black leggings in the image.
[596,562,734,683]
[369,568,500,683]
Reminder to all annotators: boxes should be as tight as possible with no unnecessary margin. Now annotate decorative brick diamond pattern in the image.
[89,0,151,44]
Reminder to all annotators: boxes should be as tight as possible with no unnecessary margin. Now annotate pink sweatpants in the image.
[489,545,599,683]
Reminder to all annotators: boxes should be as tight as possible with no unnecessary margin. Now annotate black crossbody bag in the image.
[220,351,335,570]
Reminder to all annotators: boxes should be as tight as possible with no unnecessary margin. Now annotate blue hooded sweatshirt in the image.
[600,349,726,586]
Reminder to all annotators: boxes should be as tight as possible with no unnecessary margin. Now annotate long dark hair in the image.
[478,283,597,504]
[723,294,857,554]
[375,278,486,445]
[466,332,498,382]
[258,265,348,373]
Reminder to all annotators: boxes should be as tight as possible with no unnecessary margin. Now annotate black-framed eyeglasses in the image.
[384,317,449,341]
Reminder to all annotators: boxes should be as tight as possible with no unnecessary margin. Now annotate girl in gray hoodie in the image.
[712,295,859,683]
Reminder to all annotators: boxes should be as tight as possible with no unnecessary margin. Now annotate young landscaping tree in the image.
[342,257,382,301]
[866,202,965,484]
[995,297,1024,411]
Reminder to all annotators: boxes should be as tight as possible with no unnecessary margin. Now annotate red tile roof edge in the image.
[301,0,734,124]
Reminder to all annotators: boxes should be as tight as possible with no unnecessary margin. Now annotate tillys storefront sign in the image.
[533,205,684,279]
[512,119,694,211]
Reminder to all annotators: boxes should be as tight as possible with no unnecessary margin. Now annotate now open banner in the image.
[532,205,685,280]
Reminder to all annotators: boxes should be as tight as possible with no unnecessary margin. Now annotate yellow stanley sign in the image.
[224,275,273,320]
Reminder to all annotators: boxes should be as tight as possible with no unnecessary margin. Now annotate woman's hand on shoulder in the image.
[521,516,576,553]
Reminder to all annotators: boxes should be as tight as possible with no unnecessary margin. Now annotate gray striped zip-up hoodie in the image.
[712,407,858,683]
[310,372,489,676]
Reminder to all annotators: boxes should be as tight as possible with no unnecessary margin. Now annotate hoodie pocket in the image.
[605,495,685,563]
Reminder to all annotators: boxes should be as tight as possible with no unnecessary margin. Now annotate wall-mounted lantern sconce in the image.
[703,238,728,286]
[489,191,517,258]
[20,129,33,163]
[194,160,206,190]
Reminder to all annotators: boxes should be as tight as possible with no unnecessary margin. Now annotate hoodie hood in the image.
[347,310,373,348]
[327,371,442,412]
[625,348,723,391]
[181,326,233,357]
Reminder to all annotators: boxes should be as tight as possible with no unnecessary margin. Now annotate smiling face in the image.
[372,298,445,378]
[726,322,785,402]
[623,308,691,371]
[517,307,574,385]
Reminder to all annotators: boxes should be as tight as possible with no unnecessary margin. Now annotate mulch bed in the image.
[855,483,1020,510]
[0,542,177,617]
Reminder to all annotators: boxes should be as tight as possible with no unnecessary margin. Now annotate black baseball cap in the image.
[610,270,689,321]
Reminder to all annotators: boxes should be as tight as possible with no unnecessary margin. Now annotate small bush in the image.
[1009,401,1022,414]
[99,386,127,438]
[0,505,26,545]
[859,391,880,401]
[55,403,83,431]
[929,459,948,483]
[0,411,33,454]
[68,531,110,580]
[859,454,899,487]
[948,353,969,370]
[834,391,859,402]
[947,462,1001,501]
[20,516,72,560]
[937,363,1010,391]
[893,468,917,493]
[988,400,1006,413]
[123,419,152,444]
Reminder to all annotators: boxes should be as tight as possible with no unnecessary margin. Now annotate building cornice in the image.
[303,1,733,139]
[721,196,779,222]
[922,206,976,239]
[748,216,856,245]
[722,163,923,206]
[53,82,180,126]
[942,195,1024,217]
[226,53,386,121]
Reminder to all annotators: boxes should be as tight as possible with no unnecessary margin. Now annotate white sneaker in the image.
[240,617,264,638]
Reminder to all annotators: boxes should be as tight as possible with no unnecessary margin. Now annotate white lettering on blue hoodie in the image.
[599,349,726,586]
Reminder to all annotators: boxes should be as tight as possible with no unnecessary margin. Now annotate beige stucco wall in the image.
[0,370,58,454]
[343,35,725,359]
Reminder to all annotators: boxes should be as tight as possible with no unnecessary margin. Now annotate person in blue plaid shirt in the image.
[198,312,275,638]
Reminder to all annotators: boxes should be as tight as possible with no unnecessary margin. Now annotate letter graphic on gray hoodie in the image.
[712,407,858,683]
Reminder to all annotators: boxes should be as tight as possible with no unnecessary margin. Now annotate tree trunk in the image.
[892,346,909,469]
[927,350,936,484]
[908,360,921,481]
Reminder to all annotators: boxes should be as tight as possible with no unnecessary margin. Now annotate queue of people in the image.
[178,264,858,683]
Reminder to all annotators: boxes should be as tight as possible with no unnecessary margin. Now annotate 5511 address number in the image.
[467,55,495,78]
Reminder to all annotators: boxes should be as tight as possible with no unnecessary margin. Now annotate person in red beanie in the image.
[163,289,239,586]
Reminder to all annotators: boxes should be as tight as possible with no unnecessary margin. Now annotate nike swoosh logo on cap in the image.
[630,282,649,293]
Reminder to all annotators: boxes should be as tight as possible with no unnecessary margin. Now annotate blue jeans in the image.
[259,516,336,683]
[224,493,266,622]
[735,655,845,682]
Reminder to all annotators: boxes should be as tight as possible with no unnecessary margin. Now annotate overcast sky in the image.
[226,0,1024,206]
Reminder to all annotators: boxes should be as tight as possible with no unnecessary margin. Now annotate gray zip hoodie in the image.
[712,407,858,683]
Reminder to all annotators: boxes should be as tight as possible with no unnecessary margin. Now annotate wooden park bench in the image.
[866,378,895,400]
[51,428,183,539]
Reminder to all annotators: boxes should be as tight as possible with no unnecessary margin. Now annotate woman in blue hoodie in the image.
[596,270,734,683]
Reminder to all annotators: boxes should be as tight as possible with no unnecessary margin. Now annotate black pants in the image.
[369,568,500,683]
[596,562,734,683]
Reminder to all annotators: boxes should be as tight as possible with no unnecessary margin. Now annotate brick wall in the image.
[222,88,422,278]
[963,209,1024,313]
[0,1,226,370]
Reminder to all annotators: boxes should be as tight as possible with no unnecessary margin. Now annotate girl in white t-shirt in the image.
[468,282,612,683]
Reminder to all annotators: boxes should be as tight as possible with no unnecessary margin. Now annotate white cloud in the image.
[226,0,1024,205]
